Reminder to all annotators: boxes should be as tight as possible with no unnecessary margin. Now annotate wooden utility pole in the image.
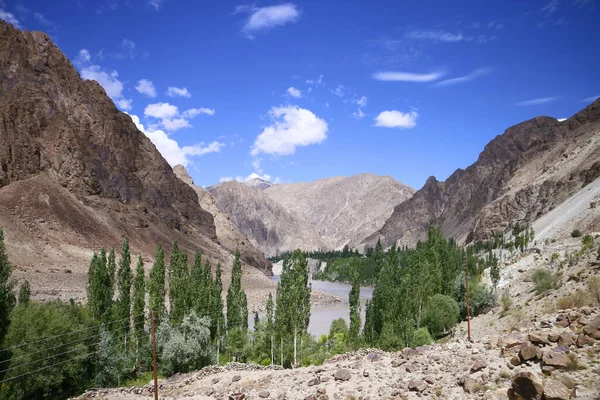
[465,254,471,341]
[152,310,158,400]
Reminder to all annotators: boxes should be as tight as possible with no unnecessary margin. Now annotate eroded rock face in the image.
[362,100,600,248]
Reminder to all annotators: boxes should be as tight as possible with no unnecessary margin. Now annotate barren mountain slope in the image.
[264,174,415,249]
[0,21,271,304]
[209,181,324,257]
[363,100,600,249]
[173,165,271,274]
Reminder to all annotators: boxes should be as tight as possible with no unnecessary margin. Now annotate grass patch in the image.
[556,289,590,309]
[532,268,560,295]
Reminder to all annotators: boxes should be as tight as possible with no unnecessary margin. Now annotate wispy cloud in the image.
[582,95,600,103]
[515,97,559,106]
[33,12,57,31]
[135,79,157,98]
[374,110,418,129]
[373,71,445,82]
[144,102,215,131]
[541,0,561,14]
[287,86,302,98]
[148,0,166,10]
[167,86,192,98]
[406,30,466,43]
[0,7,21,28]
[433,68,491,87]
[235,3,300,39]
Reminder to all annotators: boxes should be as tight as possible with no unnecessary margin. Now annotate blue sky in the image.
[1,0,599,189]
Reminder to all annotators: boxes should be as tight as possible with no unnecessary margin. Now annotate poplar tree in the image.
[116,238,133,340]
[211,263,225,341]
[189,252,204,315]
[18,280,31,305]
[168,241,180,323]
[226,250,247,331]
[87,249,112,323]
[348,260,361,344]
[265,292,275,364]
[149,246,166,324]
[0,228,16,349]
[132,256,146,345]
[107,248,116,301]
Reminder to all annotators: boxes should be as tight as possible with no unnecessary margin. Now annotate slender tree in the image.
[211,263,225,351]
[149,245,166,324]
[132,256,146,346]
[348,259,361,343]
[226,250,247,331]
[0,228,16,349]
[107,248,116,301]
[87,249,112,323]
[116,238,133,342]
[265,292,275,364]
[18,279,31,305]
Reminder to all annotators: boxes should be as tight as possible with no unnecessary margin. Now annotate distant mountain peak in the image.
[244,177,272,190]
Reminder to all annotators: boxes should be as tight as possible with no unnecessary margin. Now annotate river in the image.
[249,277,373,336]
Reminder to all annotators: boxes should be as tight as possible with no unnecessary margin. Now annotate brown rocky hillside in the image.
[362,100,600,249]
[0,21,271,304]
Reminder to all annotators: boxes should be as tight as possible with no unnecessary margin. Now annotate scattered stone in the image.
[471,359,487,373]
[424,375,435,385]
[212,378,220,384]
[510,355,521,366]
[318,395,328,400]
[258,391,270,398]
[548,333,560,343]
[543,379,571,400]
[499,332,522,348]
[232,375,241,383]
[229,393,245,400]
[362,370,369,377]
[519,344,538,361]
[528,333,549,346]
[366,353,381,362]
[581,306,592,315]
[304,395,316,400]
[407,379,427,393]
[460,376,480,394]
[206,388,214,396]
[508,372,543,400]
[317,388,326,395]
[576,334,594,347]
[557,331,573,347]
[583,315,600,339]
[308,378,319,387]
[553,345,570,353]
[319,376,330,383]
[542,352,571,369]
[334,369,351,382]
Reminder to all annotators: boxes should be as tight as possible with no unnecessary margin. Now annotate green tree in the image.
[18,279,31,305]
[107,248,116,302]
[116,238,133,342]
[489,250,500,291]
[132,255,146,349]
[211,263,225,356]
[348,259,361,344]
[149,245,166,324]
[411,327,433,347]
[265,292,275,364]
[422,294,459,338]
[87,249,112,323]
[274,249,311,366]
[226,250,247,332]
[0,227,17,376]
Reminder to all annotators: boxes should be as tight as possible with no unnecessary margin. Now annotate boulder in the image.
[316,388,326,395]
[507,372,543,400]
[366,353,382,362]
[499,332,523,348]
[575,334,594,347]
[258,391,270,399]
[471,359,487,373]
[542,352,571,369]
[362,370,369,377]
[519,343,538,361]
[232,375,241,382]
[407,379,427,392]
[307,378,319,387]
[543,379,571,400]
[229,393,245,400]
[528,333,549,346]
[557,331,573,347]
[582,315,600,339]
[548,333,560,343]
[460,376,481,394]
[334,369,351,382]
[510,355,521,366]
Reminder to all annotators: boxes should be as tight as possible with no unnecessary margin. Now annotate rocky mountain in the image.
[245,177,272,190]
[173,165,271,273]
[209,181,324,257]
[0,21,271,303]
[362,100,600,249]
[209,174,414,256]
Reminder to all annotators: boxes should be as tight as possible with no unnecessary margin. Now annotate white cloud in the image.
[251,105,328,157]
[80,64,132,110]
[135,79,157,98]
[129,114,224,167]
[332,85,346,97]
[237,3,300,37]
[167,86,192,98]
[33,12,56,30]
[220,172,272,183]
[76,49,91,64]
[582,95,600,102]
[148,0,166,10]
[220,177,234,183]
[121,39,136,59]
[116,98,132,110]
[287,87,302,98]
[245,172,271,182]
[406,30,466,42]
[252,158,264,173]
[144,102,179,119]
[515,97,559,106]
[182,108,215,117]
[557,118,567,122]
[373,71,445,82]
[374,110,418,129]
[356,96,368,107]
[352,108,365,119]
[433,68,491,87]
[0,8,20,28]
[161,118,191,131]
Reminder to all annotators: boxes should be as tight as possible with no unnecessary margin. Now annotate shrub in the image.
[411,327,433,348]
[571,229,582,238]
[582,235,594,250]
[422,294,459,338]
[556,290,590,310]
[501,291,512,311]
[551,253,560,261]
[531,268,559,295]
[588,276,600,305]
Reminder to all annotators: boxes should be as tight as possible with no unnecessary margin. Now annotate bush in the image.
[571,229,582,238]
[582,235,594,250]
[501,291,512,311]
[556,290,590,310]
[532,268,559,295]
[422,294,459,338]
[411,327,432,347]
[589,276,600,305]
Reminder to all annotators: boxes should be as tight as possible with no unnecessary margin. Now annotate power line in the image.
[0,312,145,354]
[0,320,145,374]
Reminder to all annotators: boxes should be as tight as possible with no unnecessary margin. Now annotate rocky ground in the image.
[76,237,600,400]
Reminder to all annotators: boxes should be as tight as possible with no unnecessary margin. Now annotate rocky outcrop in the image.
[362,100,600,248]
[0,21,272,303]
[173,165,271,275]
